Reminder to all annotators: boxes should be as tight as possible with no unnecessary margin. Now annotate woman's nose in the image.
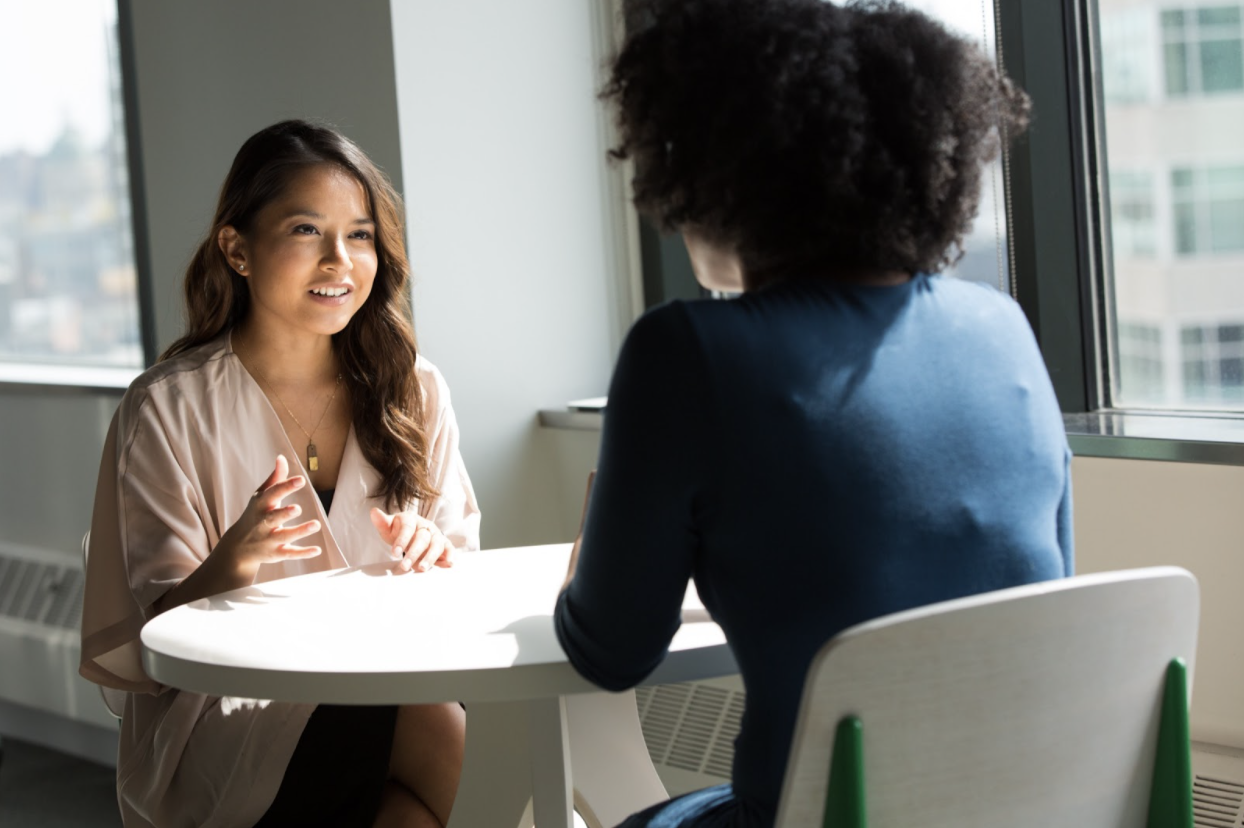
[322,236,353,272]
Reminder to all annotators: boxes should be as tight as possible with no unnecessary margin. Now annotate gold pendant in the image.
[307,443,319,472]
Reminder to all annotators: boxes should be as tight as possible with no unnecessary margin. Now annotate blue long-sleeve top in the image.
[554,274,1073,827]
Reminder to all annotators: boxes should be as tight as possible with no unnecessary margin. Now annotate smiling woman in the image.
[79,120,481,828]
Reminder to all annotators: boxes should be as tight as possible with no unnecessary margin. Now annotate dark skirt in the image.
[253,704,398,828]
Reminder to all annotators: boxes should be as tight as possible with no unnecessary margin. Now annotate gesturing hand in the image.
[218,455,323,575]
[370,508,453,573]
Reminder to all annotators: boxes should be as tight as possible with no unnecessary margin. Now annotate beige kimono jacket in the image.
[80,334,480,828]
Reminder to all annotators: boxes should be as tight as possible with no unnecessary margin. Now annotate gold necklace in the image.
[238,347,342,472]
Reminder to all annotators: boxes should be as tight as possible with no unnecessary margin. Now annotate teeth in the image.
[311,286,349,297]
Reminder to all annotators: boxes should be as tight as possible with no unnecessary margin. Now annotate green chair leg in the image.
[823,716,866,828]
[1147,658,1193,828]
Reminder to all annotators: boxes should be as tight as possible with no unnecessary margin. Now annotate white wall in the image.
[390,1,637,548]
[0,393,116,557]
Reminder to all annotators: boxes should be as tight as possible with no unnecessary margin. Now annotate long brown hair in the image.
[161,119,437,510]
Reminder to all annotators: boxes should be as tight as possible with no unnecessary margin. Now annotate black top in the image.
[315,488,335,515]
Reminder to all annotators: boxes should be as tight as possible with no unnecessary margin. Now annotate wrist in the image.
[210,536,262,585]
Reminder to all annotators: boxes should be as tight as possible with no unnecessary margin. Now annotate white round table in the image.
[141,543,736,828]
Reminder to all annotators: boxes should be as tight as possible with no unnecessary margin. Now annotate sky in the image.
[0,0,116,156]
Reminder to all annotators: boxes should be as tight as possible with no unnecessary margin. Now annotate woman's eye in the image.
[350,229,374,241]
[292,224,319,235]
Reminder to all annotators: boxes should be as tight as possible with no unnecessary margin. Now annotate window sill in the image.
[0,362,141,394]
[538,409,604,432]
[539,405,1244,467]
[1064,411,1244,466]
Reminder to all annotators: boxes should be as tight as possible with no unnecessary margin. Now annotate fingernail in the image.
[401,559,412,571]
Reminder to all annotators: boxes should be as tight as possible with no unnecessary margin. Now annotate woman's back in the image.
[556,273,1071,825]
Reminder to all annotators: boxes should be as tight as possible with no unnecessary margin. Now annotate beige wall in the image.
[1073,456,1244,750]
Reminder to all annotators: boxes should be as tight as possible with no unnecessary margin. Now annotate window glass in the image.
[1109,170,1157,257]
[1100,0,1244,410]
[1170,166,1244,254]
[1180,322,1244,403]
[0,0,142,370]
[1161,4,1243,96]
[1117,321,1166,401]
[1104,7,1158,103]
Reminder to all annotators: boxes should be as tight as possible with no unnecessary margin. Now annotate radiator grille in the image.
[1195,774,1244,828]
[635,682,744,779]
[0,552,83,630]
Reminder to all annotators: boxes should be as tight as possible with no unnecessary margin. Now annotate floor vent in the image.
[0,552,83,630]
[1194,774,1244,828]
[635,681,745,779]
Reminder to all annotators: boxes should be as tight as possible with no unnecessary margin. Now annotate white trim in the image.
[0,361,139,391]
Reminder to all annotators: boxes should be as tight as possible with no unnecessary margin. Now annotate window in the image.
[1162,6,1244,97]
[1102,7,1158,103]
[1110,170,1158,258]
[1171,165,1244,254]
[0,0,145,375]
[1117,321,1167,402]
[1094,0,1244,411]
[1181,321,1244,403]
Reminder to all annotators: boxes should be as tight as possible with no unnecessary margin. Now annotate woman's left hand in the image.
[370,508,454,573]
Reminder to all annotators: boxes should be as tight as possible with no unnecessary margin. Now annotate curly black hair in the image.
[604,0,1031,283]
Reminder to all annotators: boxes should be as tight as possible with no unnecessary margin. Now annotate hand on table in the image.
[371,507,453,573]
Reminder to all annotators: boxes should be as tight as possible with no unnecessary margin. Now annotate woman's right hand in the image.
[154,455,322,615]
[215,454,322,575]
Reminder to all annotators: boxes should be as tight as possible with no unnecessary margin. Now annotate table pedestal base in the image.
[447,690,669,828]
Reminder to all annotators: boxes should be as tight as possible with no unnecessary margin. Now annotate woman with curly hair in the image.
[81,120,478,827]
[554,1,1071,826]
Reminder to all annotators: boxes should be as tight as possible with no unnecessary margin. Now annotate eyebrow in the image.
[281,209,374,224]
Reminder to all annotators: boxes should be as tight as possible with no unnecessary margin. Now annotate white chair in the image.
[774,566,1199,828]
[81,531,126,719]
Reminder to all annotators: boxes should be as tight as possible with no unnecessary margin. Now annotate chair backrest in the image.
[81,531,126,719]
[774,567,1199,828]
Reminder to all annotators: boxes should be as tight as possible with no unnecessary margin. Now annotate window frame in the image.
[997,0,1106,415]
[1001,0,1244,464]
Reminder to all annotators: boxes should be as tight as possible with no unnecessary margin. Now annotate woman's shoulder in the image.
[922,273,1024,313]
[117,336,232,416]
[624,299,706,346]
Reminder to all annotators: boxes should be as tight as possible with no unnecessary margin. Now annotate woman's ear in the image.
[217,226,248,276]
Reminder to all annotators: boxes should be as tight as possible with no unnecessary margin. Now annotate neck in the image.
[744,264,914,291]
[230,322,338,386]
